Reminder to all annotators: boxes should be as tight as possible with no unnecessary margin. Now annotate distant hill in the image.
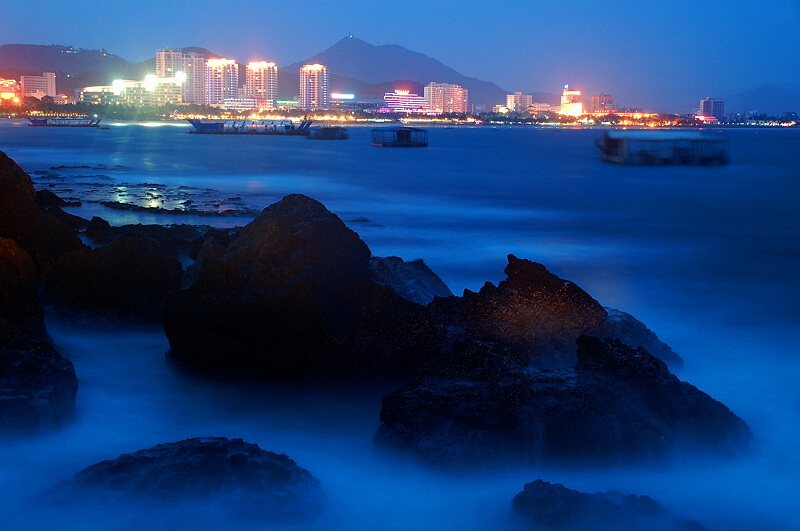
[282,36,509,108]
[725,84,800,115]
[0,44,146,95]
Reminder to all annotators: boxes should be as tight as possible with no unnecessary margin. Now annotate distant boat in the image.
[28,116,101,127]
[596,130,729,165]
[307,125,348,140]
[187,119,312,135]
[371,126,428,147]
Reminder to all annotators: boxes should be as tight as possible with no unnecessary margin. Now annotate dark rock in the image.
[35,189,68,207]
[0,238,78,436]
[52,437,323,523]
[511,480,705,530]
[85,216,112,240]
[163,194,441,377]
[375,337,750,467]
[370,255,453,305]
[43,236,184,320]
[86,217,204,259]
[188,227,238,260]
[40,206,89,231]
[0,150,84,272]
[428,255,607,368]
[595,308,684,368]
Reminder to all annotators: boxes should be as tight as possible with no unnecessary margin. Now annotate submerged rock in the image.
[429,255,608,368]
[0,238,78,436]
[43,237,184,321]
[163,194,440,377]
[511,480,704,530]
[375,337,750,467]
[53,437,323,523]
[0,150,83,272]
[370,255,453,305]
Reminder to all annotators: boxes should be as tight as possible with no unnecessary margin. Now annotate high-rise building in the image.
[205,59,239,106]
[182,52,206,105]
[20,72,56,97]
[506,92,532,112]
[591,93,614,112]
[559,84,583,116]
[156,49,184,78]
[424,82,468,114]
[699,97,725,120]
[299,64,329,109]
[383,89,431,113]
[246,61,278,103]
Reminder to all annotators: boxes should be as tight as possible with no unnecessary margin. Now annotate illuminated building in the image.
[559,84,583,116]
[182,52,206,105]
[299,64,329,109]
[383,89,431,113]
[156,49,184,78]
[591,93,614,112]
[0,79,18,100]
[76,86,118,104]
[330,94,383,113]
[424,82,468,114]
[699,97,725,121]
[21,72,56,98]
[222,97,274,111]
[206,59,239,106]
[506,92,532,112]
[246,62,278,105]
[530,102,552,113]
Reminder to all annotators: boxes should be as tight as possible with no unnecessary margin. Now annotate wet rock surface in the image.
[163,194,441,377]
[52,437,323,523]
[428,255,608,368]
[375,337,750,467]
[511,480,704,530]
[0,150,83,272]
[43,236,184,321]
[0,238,78,436]
[595,307,684,368]
[370,255,453,305]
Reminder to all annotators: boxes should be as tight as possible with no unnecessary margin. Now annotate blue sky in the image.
[2,0,798,112]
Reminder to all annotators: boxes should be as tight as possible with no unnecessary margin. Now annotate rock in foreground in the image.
[53,437,323,523]
[511,480,704,530]
[0,238,78,436]
[375,337,750,467]
[163,194,440,377]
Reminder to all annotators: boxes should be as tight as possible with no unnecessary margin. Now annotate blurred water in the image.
[0,120,798,529]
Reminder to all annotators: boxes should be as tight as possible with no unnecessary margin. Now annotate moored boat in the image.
[28,116,101,127]
[307,126,348,140]
[187,119,312,135]
[596,130,729,165]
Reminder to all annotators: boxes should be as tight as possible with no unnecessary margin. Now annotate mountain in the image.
[725,84,800,116]
[282,36,509,108]
[0,44,146,95]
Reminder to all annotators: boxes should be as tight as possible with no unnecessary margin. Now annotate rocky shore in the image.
[1,148,749,526]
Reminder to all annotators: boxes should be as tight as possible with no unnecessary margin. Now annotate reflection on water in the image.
[0,123,798,529]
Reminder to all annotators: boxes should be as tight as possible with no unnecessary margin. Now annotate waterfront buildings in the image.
[591,93,614,112]
[245,61,278,105]
[699,97,725,121]
[530,102,552,113]
[383,89,431,113]
[20,72,56,98]
[155,48,206,105]
[506,92,532,112]
[206,59,239,106]
[155,49,184,78]
[559,85,583,116]
[424,82,468,114]
[299,64,329,110]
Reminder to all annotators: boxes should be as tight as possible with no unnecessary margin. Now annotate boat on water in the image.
[28,116,101,127]
[596,130,729,165]
[187,119,312,135]
[371,126,428,147]
[307,125,348,140]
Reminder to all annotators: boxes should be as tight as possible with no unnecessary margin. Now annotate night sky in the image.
[2,0,799,112]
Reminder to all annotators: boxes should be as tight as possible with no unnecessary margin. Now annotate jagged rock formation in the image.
[52,437,323,523]
[369,255,453,305]
[375,337,750,467]
[511,480,704,530]
[595,308,683,368]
